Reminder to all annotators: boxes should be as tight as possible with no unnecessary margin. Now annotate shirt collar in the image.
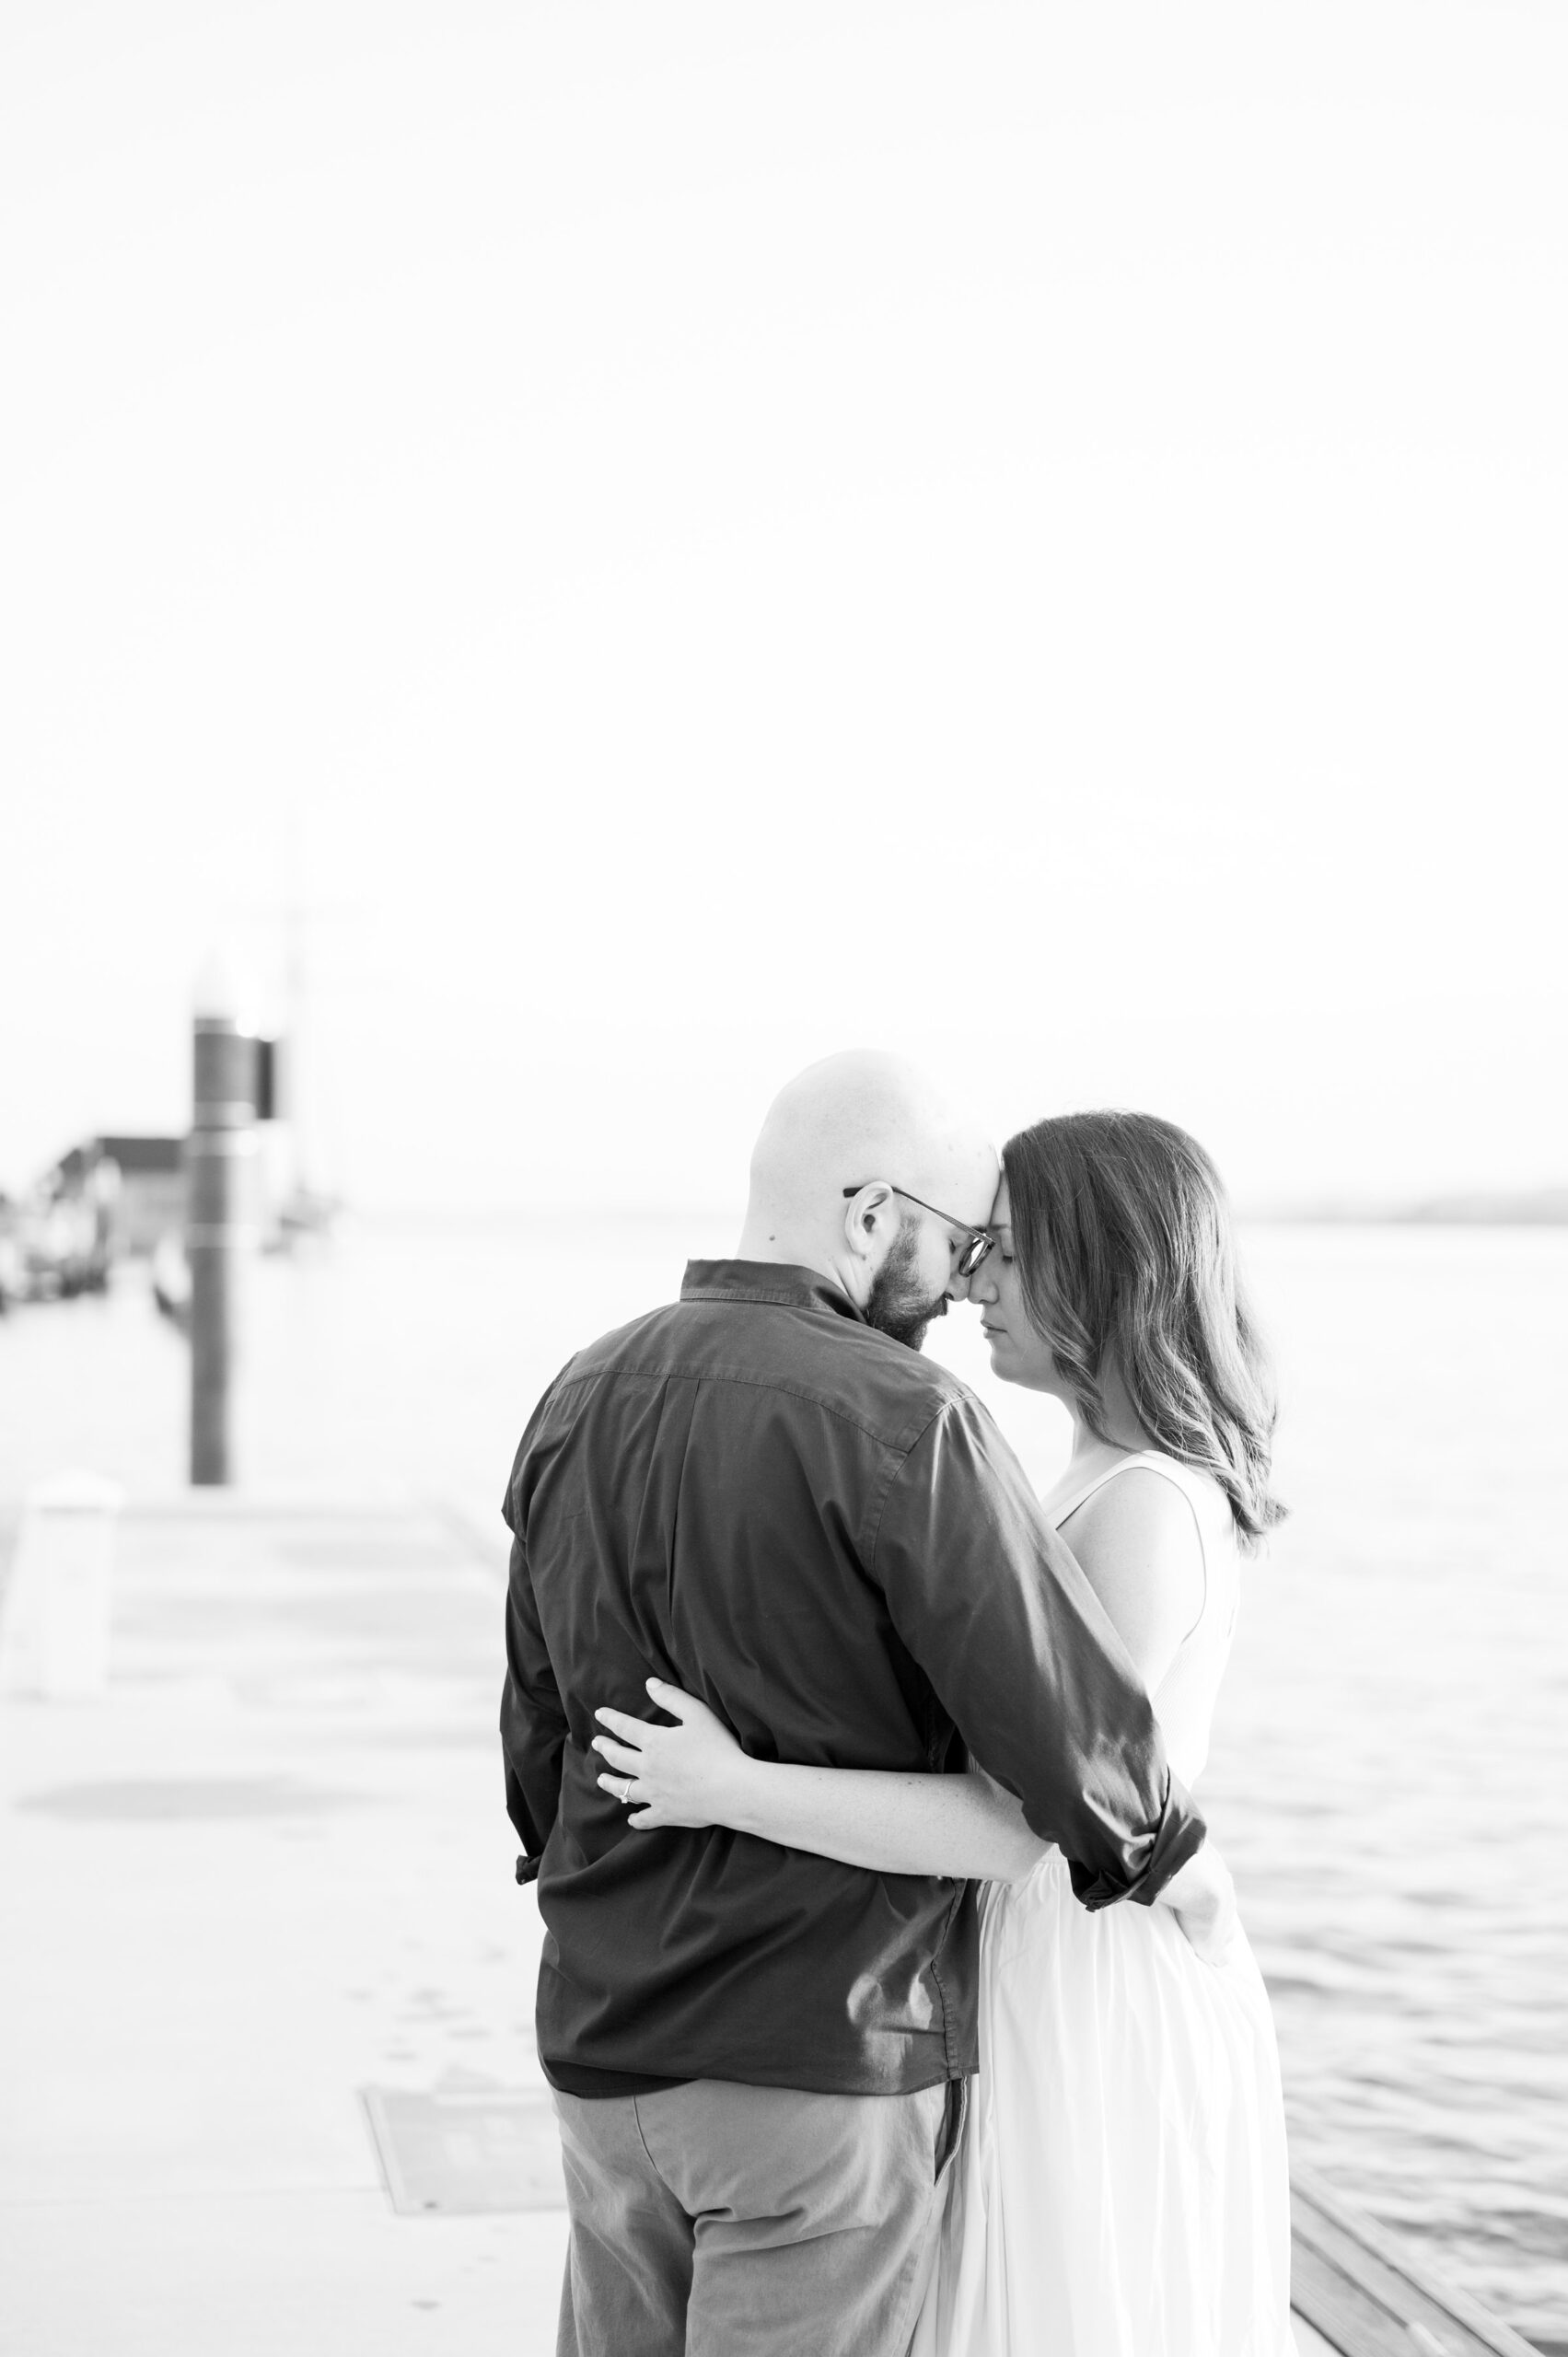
[679,1258,866,1324]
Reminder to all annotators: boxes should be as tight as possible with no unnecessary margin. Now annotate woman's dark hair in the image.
[1000,1110,1285,1551]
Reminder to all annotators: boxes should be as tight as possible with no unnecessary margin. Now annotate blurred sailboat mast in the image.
[256,810,345,1242]
[282,893,308,1192]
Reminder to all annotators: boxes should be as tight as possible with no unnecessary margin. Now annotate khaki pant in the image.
[552,2076,965,2357]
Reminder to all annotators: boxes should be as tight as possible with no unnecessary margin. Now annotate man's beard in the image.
[865,1220,949,1352]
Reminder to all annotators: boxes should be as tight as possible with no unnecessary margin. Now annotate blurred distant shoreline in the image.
[1246,1188,1568,1226]
[339,1190,1568,1231]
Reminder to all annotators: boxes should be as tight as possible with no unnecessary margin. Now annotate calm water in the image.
[3,1220,1565,2334]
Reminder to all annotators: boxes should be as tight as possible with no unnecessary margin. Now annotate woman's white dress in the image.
[912,1451,1296,2357]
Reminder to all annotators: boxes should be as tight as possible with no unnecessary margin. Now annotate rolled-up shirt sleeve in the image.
[873,1395,1206,1909]
[499,1490,567,1885]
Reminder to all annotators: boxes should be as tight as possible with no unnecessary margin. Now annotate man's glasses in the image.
[842,1184,995,1280]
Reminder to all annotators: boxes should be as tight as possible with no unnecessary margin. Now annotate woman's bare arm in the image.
[590,1481,1208,1889]
[591,1479,1204,1882]
[593,1675,1236,1961]
[592,1680,1048,1881]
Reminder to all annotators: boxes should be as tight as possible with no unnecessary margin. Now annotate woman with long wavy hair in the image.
[591,1111,1296,2355]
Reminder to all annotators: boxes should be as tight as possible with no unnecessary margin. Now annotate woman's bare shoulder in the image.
[1059,1469,1207,1643]
[1063,1464,1207,1548]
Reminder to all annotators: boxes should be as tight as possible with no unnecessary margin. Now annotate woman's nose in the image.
[967,1253,999,1305]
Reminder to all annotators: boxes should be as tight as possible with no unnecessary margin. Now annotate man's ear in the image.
[843,1181,899,1266]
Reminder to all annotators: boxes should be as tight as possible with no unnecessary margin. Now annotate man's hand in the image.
[1155,1839,1237,1968]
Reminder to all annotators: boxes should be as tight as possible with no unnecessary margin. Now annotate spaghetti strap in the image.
[1050,1451,1212,1649]
[1050,1449,1207,1529]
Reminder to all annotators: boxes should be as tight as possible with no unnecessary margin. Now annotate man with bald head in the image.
[501,1053,1213,2357]
[736,1052,998,1351]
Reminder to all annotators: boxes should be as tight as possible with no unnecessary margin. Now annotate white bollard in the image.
[0,1472,124,1701]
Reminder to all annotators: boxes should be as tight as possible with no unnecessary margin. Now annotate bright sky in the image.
[4,1,1564,1212]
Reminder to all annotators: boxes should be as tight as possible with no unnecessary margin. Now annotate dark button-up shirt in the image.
[500,1260,1204,2097]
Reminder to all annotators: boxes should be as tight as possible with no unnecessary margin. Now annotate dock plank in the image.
[1293,2319,1344,2357]
[1291,2165,1542,2356]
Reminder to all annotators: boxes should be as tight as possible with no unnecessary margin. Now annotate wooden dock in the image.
[1290,2165,1551,2356]
[2,1496,1560,2356]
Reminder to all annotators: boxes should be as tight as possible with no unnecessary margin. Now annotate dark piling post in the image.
[188,962,259,1486]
